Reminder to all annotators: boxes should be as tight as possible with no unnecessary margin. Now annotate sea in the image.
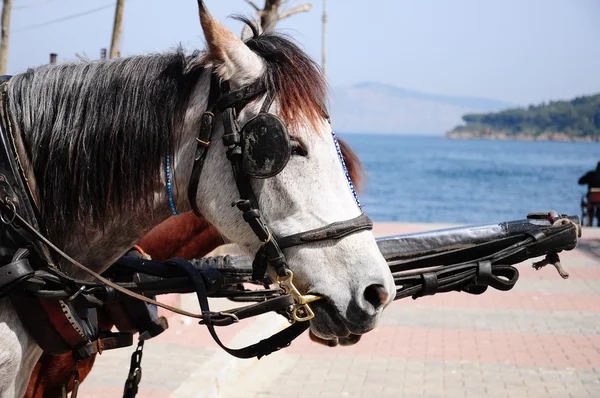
[340,134,600,225]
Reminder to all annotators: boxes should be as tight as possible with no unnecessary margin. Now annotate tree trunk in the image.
[109,0,125,59]
[260,0,281,32]
[243,0,312,35]
[0,0,12,75]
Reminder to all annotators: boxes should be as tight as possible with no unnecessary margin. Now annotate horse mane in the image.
[7,19,363,237]
[337,137,365,192]
[239,19,366,189]
[7,50,203,235]
[239,17,327,133]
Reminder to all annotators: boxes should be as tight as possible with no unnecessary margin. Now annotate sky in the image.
[4,0,600,105]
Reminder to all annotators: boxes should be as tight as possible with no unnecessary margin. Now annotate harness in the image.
[0,68,583,397]
[0,71,374,362]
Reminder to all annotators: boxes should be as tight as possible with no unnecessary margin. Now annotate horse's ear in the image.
[197,0,264,84]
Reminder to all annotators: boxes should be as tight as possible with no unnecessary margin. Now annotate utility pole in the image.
[321,0,327,77]
[109,0,125,59]
[0,0,12,75]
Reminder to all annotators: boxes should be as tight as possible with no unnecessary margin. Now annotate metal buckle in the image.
[277,269,322,322]
[0,197,16,224]
[67,285,86,302]
[195,137,211,147]
[218,311,240,323]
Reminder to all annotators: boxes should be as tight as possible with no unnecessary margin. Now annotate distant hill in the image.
[328,82,515,135]
[446,93,600,142]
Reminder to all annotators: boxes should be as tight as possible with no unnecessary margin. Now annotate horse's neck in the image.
[0,298,42,398]
[0,66,213,394]
[57,212,171,279]
[55,70,213,279]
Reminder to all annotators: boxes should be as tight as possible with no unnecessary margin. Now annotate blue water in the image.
[341,134,600,225]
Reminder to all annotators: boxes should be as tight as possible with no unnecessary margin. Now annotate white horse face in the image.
[193,2,395,339]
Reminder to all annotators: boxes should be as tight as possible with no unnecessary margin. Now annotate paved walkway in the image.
[79,223,600,398]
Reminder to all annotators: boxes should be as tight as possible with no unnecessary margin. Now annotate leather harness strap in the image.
[169,258,307,359]
[277,213,374,249]
[0,76,100,357]
[188,73,220,217]
[0,68,375,360]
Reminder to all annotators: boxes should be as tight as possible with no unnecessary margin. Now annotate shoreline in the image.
[445,131,599,142]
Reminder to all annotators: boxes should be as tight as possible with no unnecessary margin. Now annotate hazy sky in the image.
[5,0,600,105]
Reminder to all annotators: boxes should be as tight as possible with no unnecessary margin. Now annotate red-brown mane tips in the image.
[337,137,365,192]
[240,18,327,134]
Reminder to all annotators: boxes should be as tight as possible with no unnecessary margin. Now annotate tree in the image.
[243,0,312,33]
[452,94,600,139]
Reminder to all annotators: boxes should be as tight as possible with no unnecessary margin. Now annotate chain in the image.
[123,340,145,398]
[61,361,80,398]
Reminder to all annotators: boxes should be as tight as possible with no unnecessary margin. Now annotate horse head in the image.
[185,1,395,340]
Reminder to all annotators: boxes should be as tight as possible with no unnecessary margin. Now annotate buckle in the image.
[277,269,322,322]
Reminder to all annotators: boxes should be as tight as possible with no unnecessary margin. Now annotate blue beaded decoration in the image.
[166,156,180,216]
[331,131,362,209]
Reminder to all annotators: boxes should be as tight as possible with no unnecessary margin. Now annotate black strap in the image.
[169,258,307,359]
[394,262,519,301]
[0,257,34,297]
[199,294,294,327]
[75,332,134,360]
[188,73,220,216]
[260,90,275,113]
[277,213,373,249]
[216,81,264,112]
[417,272,438,298]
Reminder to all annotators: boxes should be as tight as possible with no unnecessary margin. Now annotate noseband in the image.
[187,74,374,321]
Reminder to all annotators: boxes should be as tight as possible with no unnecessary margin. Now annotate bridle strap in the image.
[216,80,376,284]
[188,73,220,216]
[216,80,264,112]
[170,257,307,359]
[277,213,373,250]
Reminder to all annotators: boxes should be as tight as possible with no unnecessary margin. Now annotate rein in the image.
[0,64,582,394]
[0,70,374,360]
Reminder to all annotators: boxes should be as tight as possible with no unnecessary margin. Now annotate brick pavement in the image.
[78,224,600,397]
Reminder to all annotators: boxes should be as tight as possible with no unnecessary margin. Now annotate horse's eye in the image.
[290,140,308,157]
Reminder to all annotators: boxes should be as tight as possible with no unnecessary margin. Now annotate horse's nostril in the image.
[363,284,389,310]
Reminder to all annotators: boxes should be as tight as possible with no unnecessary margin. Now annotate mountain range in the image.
[328,82,515,135]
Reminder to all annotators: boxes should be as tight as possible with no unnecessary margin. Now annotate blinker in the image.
[241,113,291,178]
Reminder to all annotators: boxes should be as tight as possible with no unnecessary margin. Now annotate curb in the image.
[169,295,289,397]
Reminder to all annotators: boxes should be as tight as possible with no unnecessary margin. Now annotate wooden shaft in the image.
[109,0,125,59]
[0,0,12,75]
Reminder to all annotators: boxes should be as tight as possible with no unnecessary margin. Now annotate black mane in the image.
[5,18,330,238]
[7,51,203,235]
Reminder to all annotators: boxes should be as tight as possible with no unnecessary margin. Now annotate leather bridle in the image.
[0,70,375,360]
[187,73,374,322]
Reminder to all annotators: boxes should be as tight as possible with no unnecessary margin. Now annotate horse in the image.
[0,1,394,395]
[26,137,366,397]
